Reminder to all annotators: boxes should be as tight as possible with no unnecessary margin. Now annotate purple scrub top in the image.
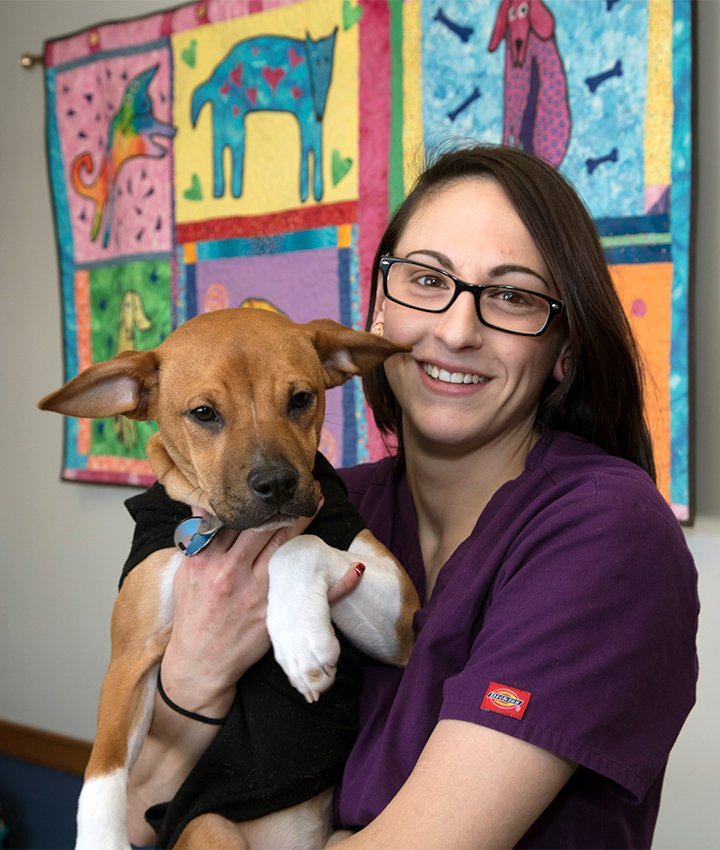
[334,427,699,848]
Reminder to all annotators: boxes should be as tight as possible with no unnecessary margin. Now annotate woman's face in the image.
[373,178,569,456]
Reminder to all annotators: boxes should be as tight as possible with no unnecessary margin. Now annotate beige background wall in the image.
[0,1,718,846]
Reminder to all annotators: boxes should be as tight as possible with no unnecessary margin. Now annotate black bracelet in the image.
[157,665,228,726]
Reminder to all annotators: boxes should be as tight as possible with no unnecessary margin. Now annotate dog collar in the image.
[174,517,223,556]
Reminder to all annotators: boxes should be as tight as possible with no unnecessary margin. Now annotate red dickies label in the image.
[481,682,531,719]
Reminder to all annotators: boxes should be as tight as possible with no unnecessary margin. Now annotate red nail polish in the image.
[355,563,366,576]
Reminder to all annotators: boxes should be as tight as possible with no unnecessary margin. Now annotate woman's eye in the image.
[290,391,314,411]
[190,406,218,422]
[492,289,526,305]
[414,274,446,289]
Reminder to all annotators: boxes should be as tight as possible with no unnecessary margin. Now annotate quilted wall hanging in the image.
[44,0,693,521]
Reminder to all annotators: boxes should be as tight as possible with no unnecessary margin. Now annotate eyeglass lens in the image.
[386,260,552,335]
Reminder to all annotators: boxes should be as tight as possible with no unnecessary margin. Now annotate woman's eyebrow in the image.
[404,249,456,271]
[404,251,550,291]
[489,264,549,289]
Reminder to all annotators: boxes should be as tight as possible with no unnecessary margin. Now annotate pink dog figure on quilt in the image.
[489,0,571,168]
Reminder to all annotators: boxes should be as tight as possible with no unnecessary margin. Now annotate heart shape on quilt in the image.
[332,150,353,185]
[181,40,197,68]
[261,66,285,93]
[342,0,363,30]
[183,174,203,201]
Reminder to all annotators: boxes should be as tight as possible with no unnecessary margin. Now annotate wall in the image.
[0,0,717,847]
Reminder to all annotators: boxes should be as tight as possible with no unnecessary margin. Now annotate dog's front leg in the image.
[333,529,418,666]
[267,534,418,703]
[75,550,180,850]
[266,537,343,702]
[76,663,162,850]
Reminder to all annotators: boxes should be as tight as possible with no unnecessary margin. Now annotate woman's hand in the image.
[159,521,300,721]
[161,502,365,719]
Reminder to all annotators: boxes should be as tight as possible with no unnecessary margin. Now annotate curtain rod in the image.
[20,53,44,69]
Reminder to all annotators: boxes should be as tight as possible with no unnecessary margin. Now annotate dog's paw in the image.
[266,535,346,701]
[270,622,341,703]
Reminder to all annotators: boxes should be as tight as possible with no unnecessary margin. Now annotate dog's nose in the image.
[248,464,299,509]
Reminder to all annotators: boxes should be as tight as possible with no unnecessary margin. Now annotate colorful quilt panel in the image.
[398,0,693,521]
[44,0,693,521]
[45,0,389,485]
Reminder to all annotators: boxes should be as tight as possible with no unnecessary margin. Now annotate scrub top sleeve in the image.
[438,487,699,804]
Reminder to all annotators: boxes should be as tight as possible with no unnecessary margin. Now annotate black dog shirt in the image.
[122,452,367,848]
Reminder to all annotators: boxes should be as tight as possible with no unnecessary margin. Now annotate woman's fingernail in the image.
[355,563,366,576]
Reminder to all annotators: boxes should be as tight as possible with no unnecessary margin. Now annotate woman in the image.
[128,144,698,848]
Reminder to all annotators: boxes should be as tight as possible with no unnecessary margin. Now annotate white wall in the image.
[652,3,720,845]
[0,0,717,847]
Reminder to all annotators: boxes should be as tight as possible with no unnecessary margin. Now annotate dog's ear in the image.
[529,0,555,39]
[38,349,159,421]
[489,0,510,51]
[305,319,411,389]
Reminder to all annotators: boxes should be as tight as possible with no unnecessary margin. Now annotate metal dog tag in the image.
[174,516,223,556]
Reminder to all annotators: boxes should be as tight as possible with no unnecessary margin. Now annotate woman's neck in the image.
[403,423,540,597]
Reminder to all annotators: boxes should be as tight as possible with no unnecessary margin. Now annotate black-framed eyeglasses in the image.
[379,256,564,337]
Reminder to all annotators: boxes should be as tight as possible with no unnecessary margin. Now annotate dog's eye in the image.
[190,406,218,422]
[289,391,314,411]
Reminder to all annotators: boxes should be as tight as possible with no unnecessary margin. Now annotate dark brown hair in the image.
[363,143,656,480]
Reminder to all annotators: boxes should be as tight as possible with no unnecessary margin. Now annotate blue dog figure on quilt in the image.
[191,29,337,202]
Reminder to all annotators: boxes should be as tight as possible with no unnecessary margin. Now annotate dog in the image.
[488,0,571,167]
[39,308,419,849]
[71,64,176,247]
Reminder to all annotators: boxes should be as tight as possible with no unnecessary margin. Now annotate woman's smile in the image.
[420,361,490,386]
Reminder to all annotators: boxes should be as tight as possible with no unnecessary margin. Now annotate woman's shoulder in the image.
[498,427,693,574]
[532,427,671,518]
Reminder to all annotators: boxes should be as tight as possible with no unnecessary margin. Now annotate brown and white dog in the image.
[39,308,419,849]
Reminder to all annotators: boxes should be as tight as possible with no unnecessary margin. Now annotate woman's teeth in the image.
[423,363,488,384]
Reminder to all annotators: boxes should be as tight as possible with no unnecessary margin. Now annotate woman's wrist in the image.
[158,642,238,721]
[155,671,236,724]
[157,665,231,724]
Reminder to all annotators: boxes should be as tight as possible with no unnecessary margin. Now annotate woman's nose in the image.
[433,291,484,350]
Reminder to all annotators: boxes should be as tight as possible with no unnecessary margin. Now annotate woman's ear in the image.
[372,273,387,327]
[552,339,572,382]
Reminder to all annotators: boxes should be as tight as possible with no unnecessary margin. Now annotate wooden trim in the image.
[0,718,91,776]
